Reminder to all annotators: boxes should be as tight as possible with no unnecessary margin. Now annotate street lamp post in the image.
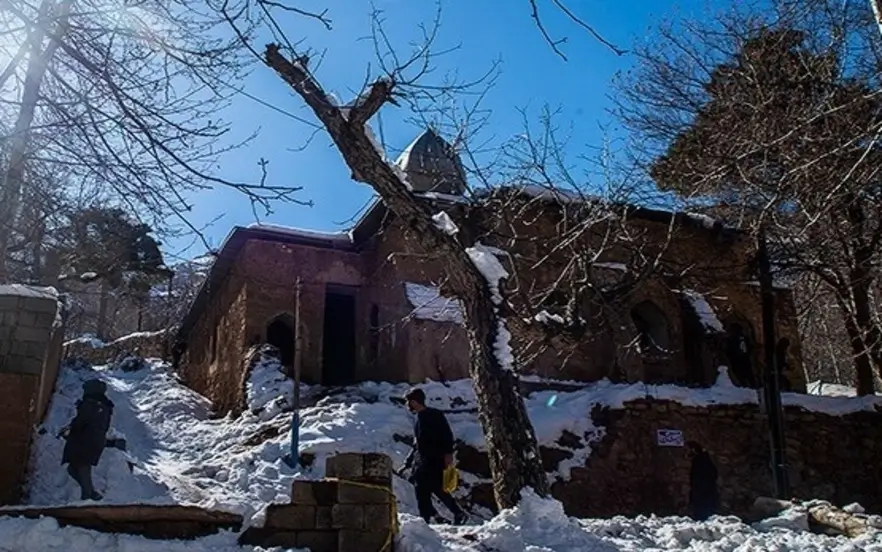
[757,227,789,499]
[283,278,303,468]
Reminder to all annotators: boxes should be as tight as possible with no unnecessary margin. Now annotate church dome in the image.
[394,129,467,195]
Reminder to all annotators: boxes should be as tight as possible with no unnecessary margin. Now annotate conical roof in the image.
[394,129,466,194]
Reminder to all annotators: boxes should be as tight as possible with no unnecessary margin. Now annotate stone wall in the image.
[458,399,882,518]
[180,198,806,413]
[180,263,249,415]
[0,286,63,505]
[63,330,170,366]
[239,453,395,552]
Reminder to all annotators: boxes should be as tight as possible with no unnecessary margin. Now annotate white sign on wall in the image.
[656,429,684,447]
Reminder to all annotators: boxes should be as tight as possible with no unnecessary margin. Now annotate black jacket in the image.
[62,394,114,466]
[412,407,454,472]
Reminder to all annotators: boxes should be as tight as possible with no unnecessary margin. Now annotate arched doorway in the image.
[630,301,671,355]
[266,314,295,368]
[724,317,757,388]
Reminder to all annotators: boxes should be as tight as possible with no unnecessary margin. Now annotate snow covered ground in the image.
[7,359,882,551]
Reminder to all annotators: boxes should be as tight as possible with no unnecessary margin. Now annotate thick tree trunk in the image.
[0,0,67,282]
[264,45,548,508]
[837,295,876,396]
[842,199,881,395]
[466,294,550,507]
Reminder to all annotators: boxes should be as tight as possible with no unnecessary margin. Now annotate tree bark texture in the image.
[263,44,548,508]
[842,199,882,395]
[0,0,68,282]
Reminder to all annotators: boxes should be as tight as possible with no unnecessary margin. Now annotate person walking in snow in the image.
[399,388,467,525]
[687,441,719,521]
[61,379,115,501]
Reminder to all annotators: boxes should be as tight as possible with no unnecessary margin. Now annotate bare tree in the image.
[0,0,310,283]
[527,0,626,58]
[214,0,734,506]
[871,0,882,39]
[615,0,882,394]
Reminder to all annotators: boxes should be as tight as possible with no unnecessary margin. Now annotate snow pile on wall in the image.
[680,289,725,333]
[404,283,464,325]
[0,284,59,300]
[245,346,295,416]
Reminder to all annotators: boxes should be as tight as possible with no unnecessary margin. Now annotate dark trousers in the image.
[413,465,462,522]
[67,463,97,500]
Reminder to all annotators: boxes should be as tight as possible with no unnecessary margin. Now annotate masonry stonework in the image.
[239,453,396,552]
[0,287,63,505]
[178,188,806,415]
[457,399,882,518]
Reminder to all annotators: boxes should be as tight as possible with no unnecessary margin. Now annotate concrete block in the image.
[15,326,50,343]
[0,355,42,375]
[296,530,339,552]
[22,297,59,315]
[337,481,391,505]
[291,480,317,504]
[363,454,393,487]
[363,504,393,531]
[338,529,392,552]
[311,481,340,506]
[263,504,316,530]
[331,504,364,529]
[15,311,36,327]
[326,453,364,481]
[34,312,56,327]
[26,341,47,360]
[238,528,299,548]
[315,506,333,529]
[0,296,20,310]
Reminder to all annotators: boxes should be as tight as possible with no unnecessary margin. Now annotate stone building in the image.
[176,129,806,414]
[0,285,64,504]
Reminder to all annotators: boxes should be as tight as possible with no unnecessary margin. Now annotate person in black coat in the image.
[61,379,115,500]
[400,388,466,525]
[687,441,719,521]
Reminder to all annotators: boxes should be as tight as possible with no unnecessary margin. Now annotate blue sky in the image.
[170,0,726,260]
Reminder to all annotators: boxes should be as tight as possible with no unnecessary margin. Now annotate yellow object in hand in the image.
[442,465,458,494]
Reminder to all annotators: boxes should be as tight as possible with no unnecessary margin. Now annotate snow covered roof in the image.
[177,224,360,343]
[245,223,352,244]
[404,282,464,325]
[0,284,59,301]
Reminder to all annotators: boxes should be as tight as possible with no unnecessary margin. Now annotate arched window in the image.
[266,314,295,368]
[724,317,757,388]
[630,301,671,355]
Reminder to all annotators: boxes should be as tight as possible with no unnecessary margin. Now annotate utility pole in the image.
[284,278,303,468]
[757,227,789,499]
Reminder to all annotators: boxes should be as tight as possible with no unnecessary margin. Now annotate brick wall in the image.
[459,399,882,518]
[180,259,250,415]
[181,198,806,412]
[0,287,63,505]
